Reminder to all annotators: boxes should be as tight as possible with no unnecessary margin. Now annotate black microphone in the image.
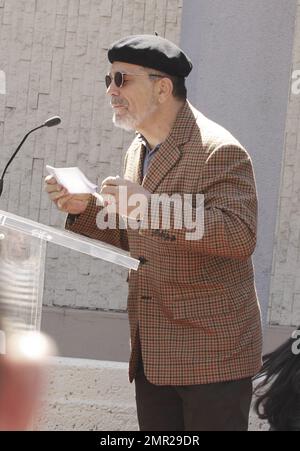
[0,116,61,197]
[44,116,61,127]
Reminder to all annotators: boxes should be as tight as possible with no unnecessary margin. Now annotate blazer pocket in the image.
[160,290,253,351]
[164,305,251,353]
[159,281,256,319]
[160,285,238,317]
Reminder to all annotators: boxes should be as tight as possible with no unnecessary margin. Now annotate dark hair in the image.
[253,327,300,431]
[168,76,187,100]
[148,71,187,100]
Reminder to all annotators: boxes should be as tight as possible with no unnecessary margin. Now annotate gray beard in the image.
[112,101,158,132]
[112,113,137,132]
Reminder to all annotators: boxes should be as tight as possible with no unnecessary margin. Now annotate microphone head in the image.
[44,116,61,127]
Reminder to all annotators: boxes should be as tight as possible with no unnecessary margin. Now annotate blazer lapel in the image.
[142,136,181,193]
[142,101,197,193]
[136,144,146,185]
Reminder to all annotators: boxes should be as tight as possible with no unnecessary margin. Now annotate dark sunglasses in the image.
[105,71,165,89]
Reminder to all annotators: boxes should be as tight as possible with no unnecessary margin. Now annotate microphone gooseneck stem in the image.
[0,116,61,198]
[0,124,46,196]
[0,124,45,182]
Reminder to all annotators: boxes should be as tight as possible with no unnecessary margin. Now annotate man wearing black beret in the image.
[107,34,193,78]
[46,34,262,431]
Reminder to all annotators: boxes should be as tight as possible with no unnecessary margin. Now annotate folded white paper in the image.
[46,165,98,194]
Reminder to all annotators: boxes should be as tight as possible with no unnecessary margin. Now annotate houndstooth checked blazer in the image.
[66,101,262,386]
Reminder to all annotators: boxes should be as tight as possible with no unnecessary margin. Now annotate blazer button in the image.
[139,256,148,265]
[141,295,152,301]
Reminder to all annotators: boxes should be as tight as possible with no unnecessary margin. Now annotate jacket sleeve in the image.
[65,195,129,252]
[139,144,257,260]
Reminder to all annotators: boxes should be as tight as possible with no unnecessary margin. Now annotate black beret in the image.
[108,34,193,78]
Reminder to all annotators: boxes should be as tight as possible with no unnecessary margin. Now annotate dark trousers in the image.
[135,365,253,431]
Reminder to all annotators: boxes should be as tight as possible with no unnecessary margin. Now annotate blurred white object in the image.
[0,330,5,354]
[0,70,5,95]
[7,331,56,362]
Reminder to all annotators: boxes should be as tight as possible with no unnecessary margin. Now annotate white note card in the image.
[46,165,98,194]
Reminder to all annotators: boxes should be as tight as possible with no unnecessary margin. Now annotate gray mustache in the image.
[111,98,128,107]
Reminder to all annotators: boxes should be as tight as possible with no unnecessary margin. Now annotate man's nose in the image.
[106,81,120,96]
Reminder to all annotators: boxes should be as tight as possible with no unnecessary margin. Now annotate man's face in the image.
[106,62,160,132]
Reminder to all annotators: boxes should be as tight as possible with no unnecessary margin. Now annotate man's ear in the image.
[157,77,173,103]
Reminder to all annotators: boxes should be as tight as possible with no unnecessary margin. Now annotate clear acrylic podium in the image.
[0,209,139,340]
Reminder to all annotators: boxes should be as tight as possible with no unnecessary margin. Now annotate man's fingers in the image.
[71,193,91,201]
[45,176,57,184]
[56,193,92,209]
[100,185,118,196]
[101,177,117,187]
[45,184,61,194]
[49,189,68,202]
[44,182,64,194]
[57,195,73,210]
[101,176,124,187]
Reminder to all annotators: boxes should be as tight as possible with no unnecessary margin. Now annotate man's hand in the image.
[44,176,91,215]
[100,176,150,220]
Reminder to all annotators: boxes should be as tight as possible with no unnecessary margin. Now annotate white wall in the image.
[180,0,297,324]
[268,2,300,327]
[0,0,183,318]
